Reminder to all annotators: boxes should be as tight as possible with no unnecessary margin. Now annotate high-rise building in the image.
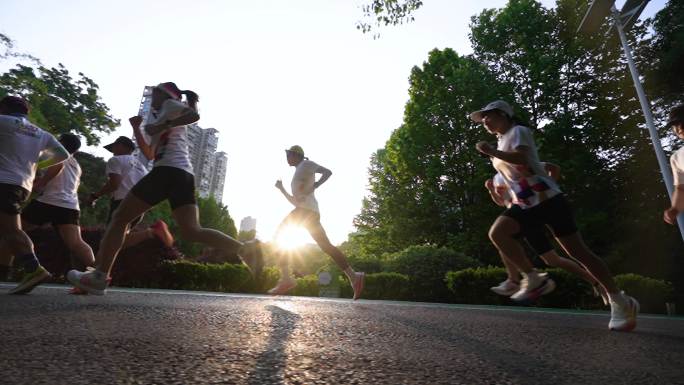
[239,216,257,233]
[134,86,228,202]
[210,151,228,202]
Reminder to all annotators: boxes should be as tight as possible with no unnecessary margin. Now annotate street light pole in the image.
[611,5,684,241]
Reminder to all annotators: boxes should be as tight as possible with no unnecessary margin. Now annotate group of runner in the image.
[1,84,682,332]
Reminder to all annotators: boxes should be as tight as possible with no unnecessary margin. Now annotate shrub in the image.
[614,274,674,314]
[292,275,320,297]
[445,266,510,305]
[446,267,673,314]
[340,272,410,300]
[387,244,480,302]
[159,260,252,292]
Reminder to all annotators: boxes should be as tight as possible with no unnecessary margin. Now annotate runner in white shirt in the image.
[472,100,638,331]
[664,104,684,225]
[68,82,260,295]
[0,96,70,294]
[269,145,365,299]
[486,166,607,305]
[21,133,96,281]
[86,135,174,251]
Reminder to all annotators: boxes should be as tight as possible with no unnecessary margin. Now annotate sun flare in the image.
[275,225,310,251]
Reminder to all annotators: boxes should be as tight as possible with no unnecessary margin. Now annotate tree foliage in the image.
[357,0,424,37]
[350,0,684,284]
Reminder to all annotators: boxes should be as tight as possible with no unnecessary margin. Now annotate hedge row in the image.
[446,267,675,314]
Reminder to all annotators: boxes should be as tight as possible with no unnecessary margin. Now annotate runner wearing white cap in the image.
[472,100,638,331]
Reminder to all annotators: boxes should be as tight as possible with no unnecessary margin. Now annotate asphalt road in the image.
[1,283,683,385]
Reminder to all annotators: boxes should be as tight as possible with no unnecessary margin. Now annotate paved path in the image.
[1,284,683,384]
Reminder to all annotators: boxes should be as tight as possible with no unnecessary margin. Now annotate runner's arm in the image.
[32,163,64,192]
[313,165,332,189]
[131,116,155,161]
[145,110,200,136]
[37,144,69,170]
[475,141,528,165]
[275,180,298,206]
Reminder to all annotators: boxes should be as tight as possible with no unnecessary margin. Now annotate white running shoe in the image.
[267,278,297,295]
[67,269,108,296]
[510,273,555,303]
[608,292,639,332]
[490,279,520,296]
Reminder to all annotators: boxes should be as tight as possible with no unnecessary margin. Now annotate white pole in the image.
[613,7,684,242]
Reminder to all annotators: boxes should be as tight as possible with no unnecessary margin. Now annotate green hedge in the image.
[614,273,674,314]
[385,244,480,302]
[446,266,675,314]
[339,272,410,300]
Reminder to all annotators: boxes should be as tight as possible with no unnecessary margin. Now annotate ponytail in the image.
[181,90,199,111]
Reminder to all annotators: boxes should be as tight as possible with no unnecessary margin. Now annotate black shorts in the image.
[109,199,144,228]
[22,200,80,226]
[130,166,196,210]
[502,194,578,240]
[0,183,29,215]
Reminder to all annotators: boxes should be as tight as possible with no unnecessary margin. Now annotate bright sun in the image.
[275,225,311,251]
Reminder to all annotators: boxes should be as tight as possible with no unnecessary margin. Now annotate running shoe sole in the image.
[511,278,556,304]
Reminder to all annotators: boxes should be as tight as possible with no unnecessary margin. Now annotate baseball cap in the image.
[104,136,136,153]
[469,100,514,123]
[285,145,304,156]
[666,104,684,127]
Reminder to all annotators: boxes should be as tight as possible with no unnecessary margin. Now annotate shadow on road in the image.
[247,304,300,385]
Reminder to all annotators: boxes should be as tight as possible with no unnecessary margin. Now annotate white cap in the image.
[469,100,514,122]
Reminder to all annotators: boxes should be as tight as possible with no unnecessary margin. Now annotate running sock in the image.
[16,253,39,272]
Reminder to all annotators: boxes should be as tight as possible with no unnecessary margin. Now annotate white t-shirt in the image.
[145,99,195,175]
[37,155,81,210]
[0,114,62,192]
[106,154,148,200]
[291,159,320,213]
[671,147,684,186]
[492,125,561,209]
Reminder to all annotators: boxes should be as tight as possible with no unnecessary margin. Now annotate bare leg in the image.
[488,216,534,273]
[555,232,619,294]
[121,229,154,249]
[0,212,35,257]
[499,253,521,283]
[56,224,95,267]
[539,250,596,285]
[96,194,151,275]
[171,204,242,252]
[307,222,351,271]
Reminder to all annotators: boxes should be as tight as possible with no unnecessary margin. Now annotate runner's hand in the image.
[476,141,496,156]
[129,116,143,130]
[664,207,679,225]
[484,179,494,191]
[275,180,284,190]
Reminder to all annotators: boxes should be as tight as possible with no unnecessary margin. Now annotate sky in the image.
[0,0,666,244]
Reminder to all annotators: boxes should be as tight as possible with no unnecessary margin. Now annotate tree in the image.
[357,0,424,37]
[352,48,513,261]
[645,0,684,104]
[0,64,119,145]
